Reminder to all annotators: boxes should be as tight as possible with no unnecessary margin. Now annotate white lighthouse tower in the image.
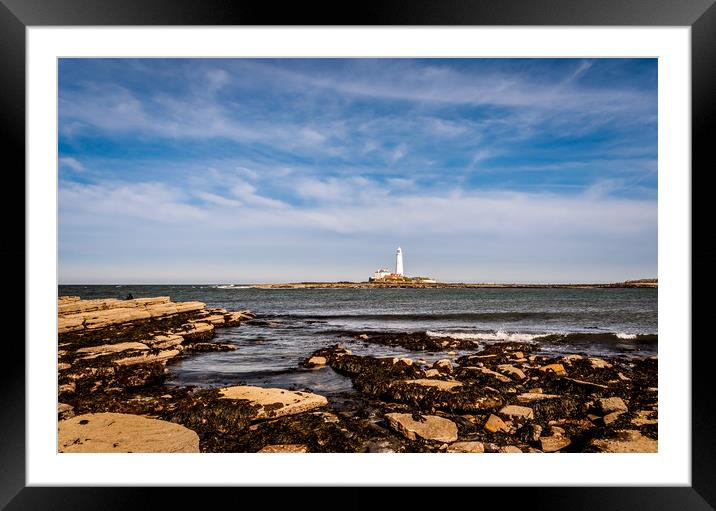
[395,246,404,276]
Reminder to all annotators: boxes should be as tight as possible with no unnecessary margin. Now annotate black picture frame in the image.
[3,0,712,509]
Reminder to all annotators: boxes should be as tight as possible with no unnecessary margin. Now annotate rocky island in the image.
[57,295,657,453]
[246,279,658,289]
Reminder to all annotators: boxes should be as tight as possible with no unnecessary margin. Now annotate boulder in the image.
[219,386,328,419]
[464,366,511,383]
[447,441,485,453]
[433,359,453,373]
[306,356,328,367]
[58,413,199,453]
[589,357,612,369]
[385,413,458,443]
[424,369,441,378]
[539,364,567,376]
[597,397,628,415]
[540,435,571,452]
[499,405,534,421]
[497,364,526,380]
[602,411,623,425]
[484,414,510,433]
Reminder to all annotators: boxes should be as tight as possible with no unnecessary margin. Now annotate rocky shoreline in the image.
[57,296,657,453]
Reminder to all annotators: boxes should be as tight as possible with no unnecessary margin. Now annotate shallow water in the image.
[59,285,658,397]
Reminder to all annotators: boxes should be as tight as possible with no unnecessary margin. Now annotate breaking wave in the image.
[425,330,657,345]
[426,330,547,342]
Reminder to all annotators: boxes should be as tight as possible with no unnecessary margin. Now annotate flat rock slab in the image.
[399,379,463,391]
[76,342,149,357]
[58,413,199,453]
[219,386,328,419]
[447,441,485,453]
[589,430,657,453]
[499,405,534,421]
[385,413,458,443]
[497,364,526,380]
[258,444,309,453]
[516,393,561,404]
[114,349,180,366]
[539,364,567,376]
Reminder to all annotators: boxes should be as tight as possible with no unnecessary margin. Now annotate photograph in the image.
[56,57,660,454]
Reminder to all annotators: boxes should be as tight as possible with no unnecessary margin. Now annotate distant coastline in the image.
[230,279,658,290]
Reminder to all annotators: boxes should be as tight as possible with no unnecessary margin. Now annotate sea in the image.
[58,285,658,399]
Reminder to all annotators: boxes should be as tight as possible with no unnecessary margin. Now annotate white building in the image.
[371,268,392,280]
[395,246,404,276]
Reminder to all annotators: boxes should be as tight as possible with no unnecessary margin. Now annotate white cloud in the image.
[59,156,84,172]
[230,181,287,209]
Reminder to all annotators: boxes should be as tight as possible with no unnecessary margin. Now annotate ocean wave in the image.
[425,329,657,345]
[426,330,546,342]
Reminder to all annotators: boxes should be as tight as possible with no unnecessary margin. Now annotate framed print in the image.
[4,0,713,509]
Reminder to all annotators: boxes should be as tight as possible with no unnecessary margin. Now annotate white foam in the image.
[426,329,545,343]
[616,332,638,340]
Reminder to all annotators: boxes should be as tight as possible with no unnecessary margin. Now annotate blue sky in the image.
[58,58,657,284]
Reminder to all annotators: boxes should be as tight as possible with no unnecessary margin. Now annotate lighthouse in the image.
[395,246,404,276]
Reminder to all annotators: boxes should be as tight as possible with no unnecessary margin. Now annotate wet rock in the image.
[424,369,441,378]
[58,412,199,453]
[596,397,628,415]
[602,411,623,425]
[484,414,510,433]
[562,354,583,364]
[459,366,511,383]
[219,386,327,419]
[500,445,522,453]
[516,393,561,404]
[433,359,453,374]
[497,364,526,380]
[447,441,485,453]
[258,444,309,453]
[539,364,567,377]
[589,357,612,369]
[540,435,571,452]
[588,430,657,453]
[398,379,462,391]
[305,356,328,368]
[385,413,458,443]
[517,423,542,443]
[58,363,71,371]
[499,405,534,421]
[357,331,478,351]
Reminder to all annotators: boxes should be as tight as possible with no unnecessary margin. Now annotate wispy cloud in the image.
[58,58,657,282]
